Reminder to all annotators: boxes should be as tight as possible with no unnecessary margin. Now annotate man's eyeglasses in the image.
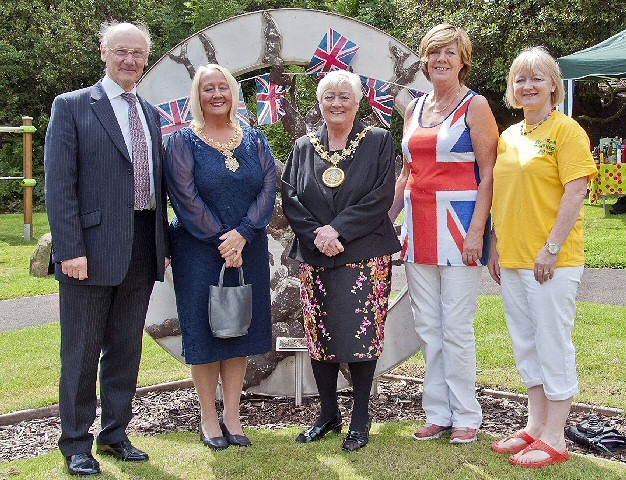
[107,46,148,60]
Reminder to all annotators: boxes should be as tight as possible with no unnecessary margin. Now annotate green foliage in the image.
[392,0,626,126]
[3,0,625,211]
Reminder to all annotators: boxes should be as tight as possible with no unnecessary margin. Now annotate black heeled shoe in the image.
[200,426,229,450]
[342,417,372,452]
[295,411,342,443]
[219,418,252,447]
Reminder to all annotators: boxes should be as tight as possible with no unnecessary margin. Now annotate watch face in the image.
[547,243,560,254]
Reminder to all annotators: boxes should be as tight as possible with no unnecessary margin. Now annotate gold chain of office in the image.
[193,124,243,172]
[307,126,372,187]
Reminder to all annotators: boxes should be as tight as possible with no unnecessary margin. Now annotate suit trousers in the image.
[405,263,483,429]
[58,210,157,456]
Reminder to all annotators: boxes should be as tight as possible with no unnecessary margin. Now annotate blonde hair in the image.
[189,64,240,128]
[505,46,565,109]
[316,70,363,103]
[419,24,472,83]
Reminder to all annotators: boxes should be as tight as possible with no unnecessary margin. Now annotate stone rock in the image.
[271,277,302,321]
[30,233,53,277]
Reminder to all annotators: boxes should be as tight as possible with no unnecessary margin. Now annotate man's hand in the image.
[62,256,88,280]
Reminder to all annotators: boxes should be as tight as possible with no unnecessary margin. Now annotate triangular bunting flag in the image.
[236,85,252,127]
[306,28,360,77]
[360,76,395,128]
[255,74,286,125]
[155,96,193,137]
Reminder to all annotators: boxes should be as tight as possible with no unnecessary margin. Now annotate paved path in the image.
[1,268,624,333]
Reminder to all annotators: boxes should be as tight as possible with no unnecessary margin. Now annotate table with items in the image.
[589,163,624,213]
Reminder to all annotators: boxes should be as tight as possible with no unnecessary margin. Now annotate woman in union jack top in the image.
[389,24,498,444]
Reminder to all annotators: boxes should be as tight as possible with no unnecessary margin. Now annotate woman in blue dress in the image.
[164,64,276,450]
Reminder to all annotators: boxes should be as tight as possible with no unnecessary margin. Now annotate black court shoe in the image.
[296,411,342,443]
[219,418,252,447]
[200,426,229,450]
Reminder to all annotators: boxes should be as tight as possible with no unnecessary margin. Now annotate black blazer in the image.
[282,121,401,267]
[44,80,169,285]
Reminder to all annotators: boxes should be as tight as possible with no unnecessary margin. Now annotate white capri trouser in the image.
[405,263,483,429]
[500,267,583,401]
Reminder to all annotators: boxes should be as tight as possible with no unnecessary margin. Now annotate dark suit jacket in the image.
[44,80,168,285]
[282,121,401,267]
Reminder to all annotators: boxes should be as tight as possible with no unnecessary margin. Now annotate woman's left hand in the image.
[314,225,344,257]
[219,230,247,268]
[534,248,558,284]
[462,231,483,266]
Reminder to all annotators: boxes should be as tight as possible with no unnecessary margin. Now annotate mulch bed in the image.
[1,377,625,464]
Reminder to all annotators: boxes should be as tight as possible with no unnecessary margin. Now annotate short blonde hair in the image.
[189,64,240,128]
[316,70,363,103]
[505,46,565,109]
[419,24,472,83]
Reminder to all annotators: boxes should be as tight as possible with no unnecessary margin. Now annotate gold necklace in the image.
[521,111,553,136]
[193,123,243,172]
[308,126,372,187]
[430,88,462,113]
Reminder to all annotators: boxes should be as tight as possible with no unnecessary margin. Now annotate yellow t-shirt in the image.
[492,111,597,269]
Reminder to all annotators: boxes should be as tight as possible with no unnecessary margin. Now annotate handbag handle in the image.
[217,263,245,287]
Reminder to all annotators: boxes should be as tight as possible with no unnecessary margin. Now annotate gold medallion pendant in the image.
[223,151,240,172]
[307,126,372,188]
[322,166,345,187]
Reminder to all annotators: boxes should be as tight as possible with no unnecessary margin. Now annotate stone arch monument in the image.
[139,8,429,396]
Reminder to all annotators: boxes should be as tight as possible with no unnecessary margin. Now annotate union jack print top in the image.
[400,90,490,266]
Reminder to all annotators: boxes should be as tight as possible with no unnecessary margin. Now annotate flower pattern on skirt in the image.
[298,255,392,362]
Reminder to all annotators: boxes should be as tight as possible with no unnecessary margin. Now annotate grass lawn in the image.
[1,428,625,479]
[1,297,625,415]
[0,212,57,299]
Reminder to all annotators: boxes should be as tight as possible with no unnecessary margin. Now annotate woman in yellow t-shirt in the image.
[488,47,597,469]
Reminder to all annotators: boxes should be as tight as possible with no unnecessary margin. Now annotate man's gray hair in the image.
[99,21,151,50]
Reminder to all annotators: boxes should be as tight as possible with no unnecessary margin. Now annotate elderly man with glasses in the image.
[44,21,169,476]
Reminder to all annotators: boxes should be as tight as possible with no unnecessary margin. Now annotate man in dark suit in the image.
[44,21,169,476]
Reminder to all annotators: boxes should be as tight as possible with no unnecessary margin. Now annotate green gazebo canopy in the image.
[558,28,626,81]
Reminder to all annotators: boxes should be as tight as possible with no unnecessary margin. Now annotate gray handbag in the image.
[208,264,252,338]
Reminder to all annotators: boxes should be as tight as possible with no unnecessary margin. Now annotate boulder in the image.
[30,233,53,277]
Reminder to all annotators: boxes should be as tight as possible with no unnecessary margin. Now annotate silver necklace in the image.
[431,88,462,113]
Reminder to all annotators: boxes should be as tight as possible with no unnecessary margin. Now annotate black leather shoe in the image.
[342,416,372,452]
[219,418,252,446]
[342,430,369,452]
[200,427,229,450]
[295,411,342,443]
[96,440,148,462]
[65,452,100,476]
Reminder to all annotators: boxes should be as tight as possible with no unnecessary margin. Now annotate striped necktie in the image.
[121,92,150,210]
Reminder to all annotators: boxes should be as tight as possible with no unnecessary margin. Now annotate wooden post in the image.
[22,116,34,241]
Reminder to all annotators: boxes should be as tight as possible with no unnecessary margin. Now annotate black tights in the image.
[310,358,377,432]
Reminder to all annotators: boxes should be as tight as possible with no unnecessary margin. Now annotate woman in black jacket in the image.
[282,69,400,452]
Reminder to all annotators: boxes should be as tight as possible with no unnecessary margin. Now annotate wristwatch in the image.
[545,242,561,255]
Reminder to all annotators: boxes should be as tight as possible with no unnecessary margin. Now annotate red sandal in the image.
[491,429,535,454]
[509,439,570,468]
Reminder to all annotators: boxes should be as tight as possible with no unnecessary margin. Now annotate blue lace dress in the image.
[164,126,276,364]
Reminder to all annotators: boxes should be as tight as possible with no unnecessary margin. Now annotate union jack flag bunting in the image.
[155,97,192,137]
[360,76,395,128]
[405,87,426,100]
[306,28,360,77]
[236,85,252,127]
[255,74,286,125]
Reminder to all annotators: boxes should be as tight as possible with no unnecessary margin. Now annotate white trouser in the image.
[405,263,483,429]
[500,267,582,401]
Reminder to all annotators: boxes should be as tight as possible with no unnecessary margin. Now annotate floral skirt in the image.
[298,255,392,362]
